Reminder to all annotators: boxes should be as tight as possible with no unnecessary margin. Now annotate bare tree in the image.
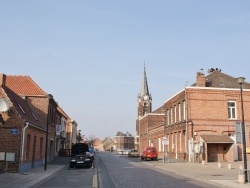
[86,134,95,146]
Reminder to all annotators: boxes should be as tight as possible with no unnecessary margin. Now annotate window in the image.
[178,103,181,122]
[40,137,43,159]
[167,109,170,125]
[170,108,173,124]
[183,101,186,121]
[228,101,236,119]
[174,105,177,123]
[26,134,31,160]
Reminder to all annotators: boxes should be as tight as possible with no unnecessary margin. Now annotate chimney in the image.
[196,72,206,87]
[0,73,6,87]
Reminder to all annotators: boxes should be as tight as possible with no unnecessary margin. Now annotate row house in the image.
[137,68,250,163]
[113,131,135,151]
[102,137,114,151]
[0,73,78,172]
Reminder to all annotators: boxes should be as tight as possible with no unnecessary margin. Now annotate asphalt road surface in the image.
[97,151,220,188]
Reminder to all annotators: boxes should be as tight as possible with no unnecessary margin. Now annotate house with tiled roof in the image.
[137,68,250,163]
[0,73,78,172]
[57,106,78,151]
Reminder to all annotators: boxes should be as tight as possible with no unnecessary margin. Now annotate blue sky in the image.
[1,1,250,140]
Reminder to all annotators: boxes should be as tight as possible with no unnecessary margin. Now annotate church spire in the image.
[140,66,150,97]
[137,65,152,118]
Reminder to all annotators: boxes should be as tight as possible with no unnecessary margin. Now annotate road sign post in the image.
[162,137,168,164]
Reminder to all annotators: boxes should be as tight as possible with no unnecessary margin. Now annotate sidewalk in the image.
[144,158,250,188]
[0,157,69,188]
[1,156,250,188]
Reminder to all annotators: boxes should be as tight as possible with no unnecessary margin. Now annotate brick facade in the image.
[138,70,250,163]
[0,73,76,172]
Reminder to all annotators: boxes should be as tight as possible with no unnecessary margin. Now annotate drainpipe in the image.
[20,122,29,172]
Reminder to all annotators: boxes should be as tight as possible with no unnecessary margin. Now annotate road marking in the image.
[92,174,98,188]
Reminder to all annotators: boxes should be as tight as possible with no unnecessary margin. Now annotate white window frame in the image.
[167,109,170,125]
[228,101,237,119]
[170,107,173,124]
[174,105,177,123]
[178,103,181,122]
[183,101,186,121]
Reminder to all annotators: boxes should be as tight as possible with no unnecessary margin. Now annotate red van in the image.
[141,146,158,161]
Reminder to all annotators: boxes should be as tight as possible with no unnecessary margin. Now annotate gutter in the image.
[21,122,29,161]
[19,122,29,172]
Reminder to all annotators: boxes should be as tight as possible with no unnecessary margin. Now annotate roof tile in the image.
[5,75,47,96]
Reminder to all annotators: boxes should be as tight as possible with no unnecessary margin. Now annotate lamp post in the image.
[236,77,248,182]
[44,94,53,171]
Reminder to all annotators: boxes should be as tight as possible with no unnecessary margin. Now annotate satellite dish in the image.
[0,98,10,112]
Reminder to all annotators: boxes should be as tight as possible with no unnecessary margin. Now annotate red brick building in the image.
[113,131,135,151]
[0,74,77,172]
[137,68,250,163]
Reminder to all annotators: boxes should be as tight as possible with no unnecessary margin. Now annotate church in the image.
[136,67,250,163]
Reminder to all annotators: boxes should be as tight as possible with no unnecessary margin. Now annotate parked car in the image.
[128,149,140,158]
[69,143,91,168]
[71,143,89,157]
[141,146,158,161]
[69,154,92,168]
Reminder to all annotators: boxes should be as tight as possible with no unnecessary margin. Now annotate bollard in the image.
[202,160,205,165]
[218,162,222,168]
[238,174,245,184]
[228,163,232,169]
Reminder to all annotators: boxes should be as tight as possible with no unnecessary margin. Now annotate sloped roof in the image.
[115,131,124,136]
[193,71,250,89]
[115,131,133,137]
[57,106,70,119]
[4,87,45,129]
[201,135,234,143]
[5,75,47,96]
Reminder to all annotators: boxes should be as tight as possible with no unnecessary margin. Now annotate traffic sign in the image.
[162,140,169,145]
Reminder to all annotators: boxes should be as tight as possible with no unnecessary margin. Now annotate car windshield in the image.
[131,149,138,152]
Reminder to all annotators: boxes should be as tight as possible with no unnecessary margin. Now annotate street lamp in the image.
[236,77,248,182]
[44,94,53,171]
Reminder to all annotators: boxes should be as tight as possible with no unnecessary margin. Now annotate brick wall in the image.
[138,86,250,162]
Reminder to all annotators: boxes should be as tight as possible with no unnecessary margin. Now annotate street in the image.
[97,151,220,188]
[35,157,95,188]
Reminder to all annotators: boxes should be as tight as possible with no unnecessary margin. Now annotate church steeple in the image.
[137,66,152,118]
[140,66,150,97]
